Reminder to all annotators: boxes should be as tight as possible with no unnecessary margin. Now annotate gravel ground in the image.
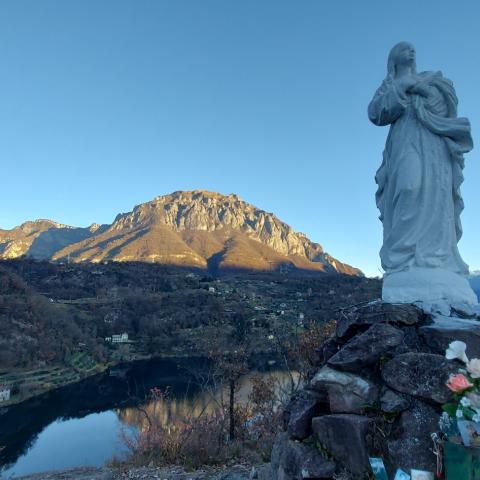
[12,464,265,480]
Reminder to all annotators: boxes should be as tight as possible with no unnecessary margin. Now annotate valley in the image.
[0,258,380,407]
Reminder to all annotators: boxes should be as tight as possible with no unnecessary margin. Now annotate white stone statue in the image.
[369,41,478,305]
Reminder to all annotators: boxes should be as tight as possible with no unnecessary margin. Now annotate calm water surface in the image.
[0,358,293,479]
[2,412,125,478]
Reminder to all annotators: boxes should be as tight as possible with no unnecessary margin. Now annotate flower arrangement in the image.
[441,340,480,447]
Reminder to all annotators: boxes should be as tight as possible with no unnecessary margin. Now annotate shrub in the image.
[119,374,283,468]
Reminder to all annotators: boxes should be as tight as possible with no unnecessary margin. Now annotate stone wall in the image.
[262,300,480,479]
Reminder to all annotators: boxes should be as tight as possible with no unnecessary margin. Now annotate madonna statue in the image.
[368,41,478,305]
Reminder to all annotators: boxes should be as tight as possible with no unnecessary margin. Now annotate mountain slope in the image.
[0,220,107,260]
[2,191,361,275]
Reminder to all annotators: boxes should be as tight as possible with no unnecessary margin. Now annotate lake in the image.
[0,357,296,479]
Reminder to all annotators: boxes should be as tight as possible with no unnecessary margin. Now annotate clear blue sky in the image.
[1,0,479,276]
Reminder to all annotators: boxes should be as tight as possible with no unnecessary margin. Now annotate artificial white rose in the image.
[467,358,480,378]
[446,340,469,364]
[467,392,480,409]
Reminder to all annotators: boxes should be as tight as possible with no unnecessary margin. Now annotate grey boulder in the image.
[328,323,404,371]
[284,390,326,440]
[380,389,410,413]
[270,432,336,479]
[312,414,373,476]
[309,366,378,414]
[387,400,439,472]
[336,301,423,339]
[381,353,456,403]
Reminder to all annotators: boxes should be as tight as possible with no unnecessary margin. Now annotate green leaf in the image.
[443,403,458,417]
[464,407,477,421]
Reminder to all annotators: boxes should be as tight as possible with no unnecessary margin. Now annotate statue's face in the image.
[394,42,416,68]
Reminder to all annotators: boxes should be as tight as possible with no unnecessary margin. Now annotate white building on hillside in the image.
[0,385,11,402]
[112,333,129,343]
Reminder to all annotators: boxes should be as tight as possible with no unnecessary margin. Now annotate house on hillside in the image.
[0,385,11,402]
[111,333,129,343]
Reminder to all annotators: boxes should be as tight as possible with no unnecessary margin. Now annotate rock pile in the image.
[263,300,480,479]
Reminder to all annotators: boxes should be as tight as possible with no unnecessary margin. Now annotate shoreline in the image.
[0,348,280,411]
[0,353,201,410]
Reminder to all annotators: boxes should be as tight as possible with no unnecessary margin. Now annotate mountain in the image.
[0,220,107,260]
[0,191,361,275]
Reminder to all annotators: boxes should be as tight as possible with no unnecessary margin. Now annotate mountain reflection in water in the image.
[0,357,297,479]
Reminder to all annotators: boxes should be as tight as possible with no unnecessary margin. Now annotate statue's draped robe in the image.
[368,71,472,275]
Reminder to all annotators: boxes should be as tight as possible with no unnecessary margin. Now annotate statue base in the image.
[382,267,478,306]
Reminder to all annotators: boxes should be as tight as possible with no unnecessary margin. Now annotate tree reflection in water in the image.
[118,370,299,432]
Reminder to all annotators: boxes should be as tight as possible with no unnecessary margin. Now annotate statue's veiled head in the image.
[387,42,417,77]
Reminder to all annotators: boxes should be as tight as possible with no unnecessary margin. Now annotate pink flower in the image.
[447,374,473,393]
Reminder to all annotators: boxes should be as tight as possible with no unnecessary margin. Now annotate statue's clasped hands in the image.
[396,76,431,98]
[409,81,431,98]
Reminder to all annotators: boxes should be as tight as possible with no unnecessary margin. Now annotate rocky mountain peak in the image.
[109,190,325,262]
[1,191,361,276]
[19,219,69,234]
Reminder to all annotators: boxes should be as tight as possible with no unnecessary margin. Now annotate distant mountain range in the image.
[470,271,480,297]
[0,190,361,275]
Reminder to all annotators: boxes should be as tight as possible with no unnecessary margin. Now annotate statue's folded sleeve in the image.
[368,78,407,126]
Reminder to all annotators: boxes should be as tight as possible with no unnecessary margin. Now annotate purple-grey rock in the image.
[309,366,378,413]
[387,400,439,472]
[314,337,340,366]
[380,388,410,413]
[381,353,457,403]
[270,432,336,479]
[419,314,480,358]
[312,414,373,476]
[336,301,423,339]
[328,323,404,371]
[284,390,326,440]
[391,326,423,355]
